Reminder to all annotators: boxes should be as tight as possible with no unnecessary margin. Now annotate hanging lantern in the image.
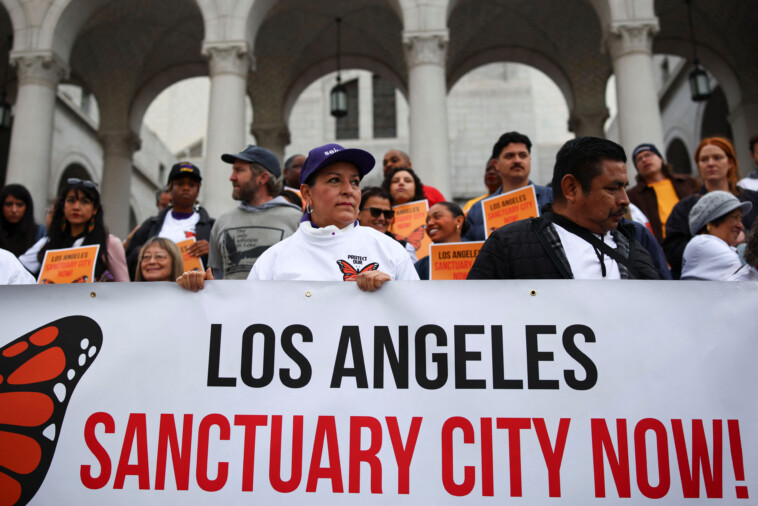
[330,18,348,118]
[685,0,710,102]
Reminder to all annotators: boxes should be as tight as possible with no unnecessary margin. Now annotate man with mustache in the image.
[463,131,553,240]
[468,136,661,279]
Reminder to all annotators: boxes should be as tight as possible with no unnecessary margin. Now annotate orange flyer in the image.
[38,245,100,284]
[429,241,484,280]
[388,199,431,260]
[176,238,204,272]
[482,185,539,238]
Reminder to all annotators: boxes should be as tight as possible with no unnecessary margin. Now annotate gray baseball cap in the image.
[688,191,752,235]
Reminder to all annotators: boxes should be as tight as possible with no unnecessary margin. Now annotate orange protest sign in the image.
[482,185,539,238]
[176,238,204,272]
[429,241,484,280]
[388,199,431,260]
[38,245,100,284]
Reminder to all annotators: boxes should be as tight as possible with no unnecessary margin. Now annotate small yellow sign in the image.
[176,238,204,272]
[38,245,100,284]
[482,186,539,238]
[389,199,431,260]
[429,241,484,280]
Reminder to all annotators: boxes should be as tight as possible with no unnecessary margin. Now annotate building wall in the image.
[286,63,571,200]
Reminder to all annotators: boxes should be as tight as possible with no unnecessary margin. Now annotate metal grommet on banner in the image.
[305,291,312,298]
[530,290,537,296]
[90,292,96,298]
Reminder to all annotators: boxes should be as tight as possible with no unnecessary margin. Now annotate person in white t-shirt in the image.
[0,247,35,284]
[178,143,419,291]
[125,162,215,279]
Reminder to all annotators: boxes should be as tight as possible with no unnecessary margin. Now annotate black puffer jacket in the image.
[467,211,661,280]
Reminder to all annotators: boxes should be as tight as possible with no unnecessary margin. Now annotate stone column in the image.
[99,131,140,239]
[202,43,251,217]
[6,54,67,222]
[607,21,664,158]
[728,101,758,174]
[403,31,451,197]
[568,106,610,138]
[250,122,290,166]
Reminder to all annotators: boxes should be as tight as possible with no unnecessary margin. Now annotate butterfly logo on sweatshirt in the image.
[336,260,379,281]
[0,316,102,505]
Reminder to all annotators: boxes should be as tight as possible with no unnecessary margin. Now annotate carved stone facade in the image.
[0,0,754,230]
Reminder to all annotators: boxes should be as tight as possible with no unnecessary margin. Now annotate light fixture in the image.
[329,17,347,118]
[685,0,710,101]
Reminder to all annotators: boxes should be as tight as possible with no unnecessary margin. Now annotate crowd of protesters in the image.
[2,131,758,287]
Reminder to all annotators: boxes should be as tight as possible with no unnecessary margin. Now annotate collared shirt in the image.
[553,224,621,279]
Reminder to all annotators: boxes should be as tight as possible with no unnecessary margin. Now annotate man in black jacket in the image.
[125,162,215,280]
[468,137,661,280]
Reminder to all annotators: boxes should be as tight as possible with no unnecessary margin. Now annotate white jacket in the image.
[249,221,419,281]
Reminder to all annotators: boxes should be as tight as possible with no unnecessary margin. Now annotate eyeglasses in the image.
[67,178,99,190]
[141,253,169,262]
[363,207,395,220]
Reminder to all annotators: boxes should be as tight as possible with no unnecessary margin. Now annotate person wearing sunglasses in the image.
[135,237,184,282]
[358,186,417,262]
[19,178,129,281]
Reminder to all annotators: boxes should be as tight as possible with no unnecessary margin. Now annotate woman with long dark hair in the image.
[382,167,427,206]
[663,137,758,278]
[20,179,129,281]
[0,184,46,257]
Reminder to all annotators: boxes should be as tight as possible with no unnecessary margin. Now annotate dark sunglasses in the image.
[364,207,395,220]
[67,178,99,190]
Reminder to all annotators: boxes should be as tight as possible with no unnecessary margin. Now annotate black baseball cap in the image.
[167,162,202,184]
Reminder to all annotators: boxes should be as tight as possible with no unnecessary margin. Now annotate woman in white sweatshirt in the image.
[177,143,418,292]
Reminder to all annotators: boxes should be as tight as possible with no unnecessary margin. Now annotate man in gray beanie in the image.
[626,143,698,244]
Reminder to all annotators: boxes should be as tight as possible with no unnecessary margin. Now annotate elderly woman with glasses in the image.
[178,143,419,292]
[19,178,129,281]
[135,237,184,282]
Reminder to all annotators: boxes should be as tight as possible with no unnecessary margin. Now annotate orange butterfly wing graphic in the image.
[336,260,379,281]
[395,225,425,250]
[0,316,102,506]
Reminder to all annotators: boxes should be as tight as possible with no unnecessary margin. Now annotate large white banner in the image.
[1,280,756,504]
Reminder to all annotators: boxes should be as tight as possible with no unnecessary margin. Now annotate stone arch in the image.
[654,38,742,112]
[51,149,97,196]
[700,86,733,142]
[447,47,575,111]
[129,63,208,136]
[56,161,93,196]
[665,136,692,175]
[47,0,110,63]
[446,0,625,25]
[282,55,407,125]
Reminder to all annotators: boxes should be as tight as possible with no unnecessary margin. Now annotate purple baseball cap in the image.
[300,143,375,185]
